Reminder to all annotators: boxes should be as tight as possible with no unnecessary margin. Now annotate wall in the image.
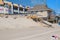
[4,7,9,14]
[37,11,48,17]
[0,6,9,14]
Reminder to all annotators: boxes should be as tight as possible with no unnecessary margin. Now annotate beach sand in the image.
[0,16,60,40]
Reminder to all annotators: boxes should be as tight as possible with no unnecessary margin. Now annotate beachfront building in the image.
[0,0,4,14]
[19,5,24,14]
[0,0,13,14]
[4,1,12,14]
[13,4,18,14]
[25,6,30,13]
[28,5,52,19]
[0,0,28,14]
[19,5,30,14]
[28,4,56,23]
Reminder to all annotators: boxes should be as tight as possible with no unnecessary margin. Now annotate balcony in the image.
[13,10,18,12]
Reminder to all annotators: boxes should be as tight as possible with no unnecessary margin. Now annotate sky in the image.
[7,0,60,15]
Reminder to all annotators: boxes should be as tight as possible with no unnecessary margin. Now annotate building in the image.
[4,1,12,14]
[13,3,18,14]
[0,0,28,14]
[28,5,52,19]
[27,4,56,23]
[0,0,4,14]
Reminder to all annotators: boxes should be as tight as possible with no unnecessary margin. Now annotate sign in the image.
[0,6,4,13]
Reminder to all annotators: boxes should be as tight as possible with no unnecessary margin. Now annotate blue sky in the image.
[7,0,60,14]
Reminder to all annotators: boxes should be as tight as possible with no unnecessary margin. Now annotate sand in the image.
[0,23,60,40]
[0,16,59,30]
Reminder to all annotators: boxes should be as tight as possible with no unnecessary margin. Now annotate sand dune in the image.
[0,16,59,30]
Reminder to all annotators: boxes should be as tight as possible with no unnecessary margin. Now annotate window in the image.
[31,11,33,13]
[36,11,38,12]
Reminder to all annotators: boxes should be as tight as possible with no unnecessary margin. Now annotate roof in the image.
[28,5,52,11]
[13,4,18,7]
